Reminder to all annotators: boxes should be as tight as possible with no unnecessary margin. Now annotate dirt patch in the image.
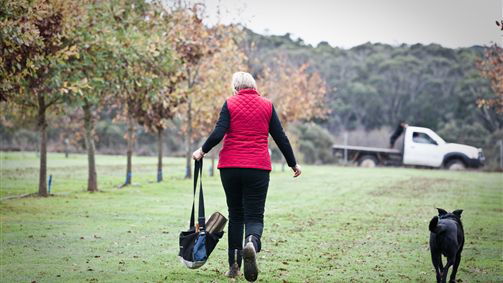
[492,207,503,213]
[369,177,455,197]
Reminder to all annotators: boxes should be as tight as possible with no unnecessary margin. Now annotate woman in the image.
[192,71,301,282]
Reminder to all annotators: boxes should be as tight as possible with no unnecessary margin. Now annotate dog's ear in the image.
[453,209,463,217]
[437,208,448,216]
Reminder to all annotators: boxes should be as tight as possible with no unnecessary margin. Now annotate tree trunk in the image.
[125,114,134,185]
[37,94,48,197]
[83,101,98,192]
[157,127,163,183]
[185,100,192,179]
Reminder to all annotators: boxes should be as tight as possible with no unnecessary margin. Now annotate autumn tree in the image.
[51,0,175,190]
[260,56,329,125]
[259,55,329,169]
[135,72,185,182]
[477,44,503,126]
[190,24,248,176]
[96,0,177,186]
[167,5,218,178]
[0,0,84,196]
[59,0,116,192]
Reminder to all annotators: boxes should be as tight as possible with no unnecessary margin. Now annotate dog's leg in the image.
[449,253,461,283]
[431,252,442,283]
[441,258,454,283]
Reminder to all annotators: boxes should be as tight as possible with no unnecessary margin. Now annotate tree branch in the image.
[45,96,62,109]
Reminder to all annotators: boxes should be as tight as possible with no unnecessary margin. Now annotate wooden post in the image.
[499,139,503,170]
[344,132,348,164]
[157,128,163,182]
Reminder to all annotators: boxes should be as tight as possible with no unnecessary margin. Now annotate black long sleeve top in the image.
[389,123,405,147]
[202,102,297,167]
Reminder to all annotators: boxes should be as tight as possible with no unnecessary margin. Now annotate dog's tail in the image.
[429,216,439,233]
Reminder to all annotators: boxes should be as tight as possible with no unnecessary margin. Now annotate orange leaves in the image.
[59,78,90,96]
[167,7,211,68]
[1,0,85,103]
[477,44,503,113]
[56,45,80,60]
[135,86,183,133]
[171,7,248,140]
[190,26,247,137]
[260,56,330,125]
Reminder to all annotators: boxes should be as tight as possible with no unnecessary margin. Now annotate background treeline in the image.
[244,31,502,163]
[1,0,502,198]
[4,29,500,164]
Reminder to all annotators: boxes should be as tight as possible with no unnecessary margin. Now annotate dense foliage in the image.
[288,122,336,164]
[244,30,501,167]
[1,0,84,195]
[245,30,500,132]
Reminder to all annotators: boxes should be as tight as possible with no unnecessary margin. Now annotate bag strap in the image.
[197,160,206,231]
[189,159,206,230]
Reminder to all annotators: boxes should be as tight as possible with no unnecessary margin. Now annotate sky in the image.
[203,0,502,48]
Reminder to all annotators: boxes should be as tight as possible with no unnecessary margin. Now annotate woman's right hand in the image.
[192,148,205,161]
[292,164,302,178]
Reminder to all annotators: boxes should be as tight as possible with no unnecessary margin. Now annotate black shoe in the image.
[225,263,241,278]
[226,249,242,278]
[243,236,258,282]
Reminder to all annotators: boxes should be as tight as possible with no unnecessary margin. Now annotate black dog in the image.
[429,208,464,283]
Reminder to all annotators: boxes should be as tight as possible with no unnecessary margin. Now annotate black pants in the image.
[220,168,270,267]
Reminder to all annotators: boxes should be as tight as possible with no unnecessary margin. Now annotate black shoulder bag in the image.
[178,159,225,269]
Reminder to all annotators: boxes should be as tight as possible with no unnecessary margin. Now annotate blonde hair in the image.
[231,72,256,91]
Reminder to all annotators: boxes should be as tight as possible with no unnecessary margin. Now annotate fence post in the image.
[344,132,348,164]
[48,175,52,194]
[499,139,503,170]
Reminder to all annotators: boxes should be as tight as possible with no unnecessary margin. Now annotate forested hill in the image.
[244,29,497,136]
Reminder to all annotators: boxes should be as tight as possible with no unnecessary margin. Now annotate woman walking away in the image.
[192,71,301,282]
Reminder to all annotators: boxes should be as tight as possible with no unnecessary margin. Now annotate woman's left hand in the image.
[292,164,302,178]
[192,148,206,161]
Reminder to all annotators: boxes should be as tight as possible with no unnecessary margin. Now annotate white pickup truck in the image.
[332,126,485,170]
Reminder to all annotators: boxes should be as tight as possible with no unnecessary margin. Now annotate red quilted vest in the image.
[218,89,273,170]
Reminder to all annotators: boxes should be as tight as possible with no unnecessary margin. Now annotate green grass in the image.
[1,151,502,282]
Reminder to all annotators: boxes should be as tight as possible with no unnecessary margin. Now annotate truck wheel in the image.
[358,155,378,168]
[446,159,466,170]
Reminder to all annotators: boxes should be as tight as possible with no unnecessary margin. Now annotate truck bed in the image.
[332,144,403,166]
[332,144,401,154]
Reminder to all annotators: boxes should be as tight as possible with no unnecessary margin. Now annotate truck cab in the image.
[403,126,484,169]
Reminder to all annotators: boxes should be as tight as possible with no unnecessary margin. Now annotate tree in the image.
[190,24,248,176]
[477,44,503,117]
[0,0,84,196]
[135,73,184,182]
[60,0,116,192]
[260,56,329,125]
[101,0,176,186]
[167,4,220,179]
[290,122,335,164]
[56,0,176,190]
[258,55,329,169]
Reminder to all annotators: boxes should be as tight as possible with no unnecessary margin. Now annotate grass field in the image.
[0,151,502,282]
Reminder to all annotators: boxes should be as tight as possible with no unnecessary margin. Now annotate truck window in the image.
[412,132,438,145]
